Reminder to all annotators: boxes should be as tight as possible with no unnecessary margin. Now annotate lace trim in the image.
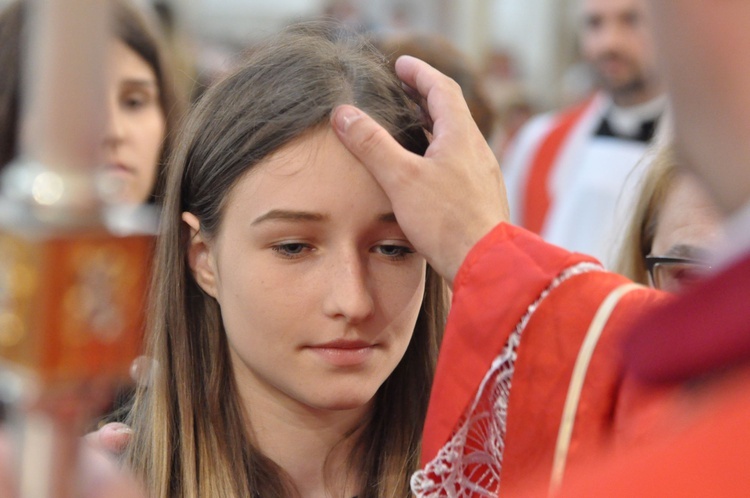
[411,262,604,497]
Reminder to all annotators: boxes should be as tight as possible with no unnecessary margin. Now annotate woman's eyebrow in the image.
[251,210,398,225]
[663,243,711,260]
[378,212,398,223]
[120,79,157,88]
[251,209,328,225]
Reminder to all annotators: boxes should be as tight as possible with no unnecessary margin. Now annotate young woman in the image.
[124,22,448,497]
[0,0,184,204]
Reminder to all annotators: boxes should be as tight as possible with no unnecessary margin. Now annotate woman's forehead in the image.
[224,127,390,215]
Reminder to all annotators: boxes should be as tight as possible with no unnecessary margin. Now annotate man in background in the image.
[502,0,665,267]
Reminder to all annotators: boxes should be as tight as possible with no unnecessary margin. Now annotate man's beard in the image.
[593,52,650,101]
[607,74,649,101]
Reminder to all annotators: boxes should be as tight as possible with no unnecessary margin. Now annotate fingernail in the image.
[333,105,362,132]
[113,426,133,435]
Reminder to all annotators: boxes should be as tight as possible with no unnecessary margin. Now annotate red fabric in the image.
[559,255,750,497]
[505,255,750,497]
[419,222,666,493]
[508,368,750,498]
[501,275,659,488]
[420,223,597,463]
[624,254,750,383]
[522,98,594,233]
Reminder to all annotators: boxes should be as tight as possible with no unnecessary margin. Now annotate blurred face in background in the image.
[649,173,725,293]
[101,39,166,204]
[579,0,660,105]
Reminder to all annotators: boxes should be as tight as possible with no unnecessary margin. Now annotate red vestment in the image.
[412,223,665,496]
[507,252,750,497]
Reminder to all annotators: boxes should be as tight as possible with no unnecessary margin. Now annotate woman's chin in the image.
[306,391,377,413]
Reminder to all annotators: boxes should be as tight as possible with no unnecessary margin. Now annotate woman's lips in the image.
[105,162,135,176]
[307,340,376,367]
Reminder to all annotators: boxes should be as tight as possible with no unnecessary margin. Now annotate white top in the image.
[502,93,666,268]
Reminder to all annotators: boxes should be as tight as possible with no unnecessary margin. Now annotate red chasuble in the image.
[506,252,750,497]
[412,223,664,496]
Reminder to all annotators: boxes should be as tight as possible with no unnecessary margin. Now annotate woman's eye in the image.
[271,242,312,259]
[121,92,151,110]
[375,244,414,260]
[674,268,700,284]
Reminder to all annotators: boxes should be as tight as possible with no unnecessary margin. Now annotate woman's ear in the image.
[182,212,219,298]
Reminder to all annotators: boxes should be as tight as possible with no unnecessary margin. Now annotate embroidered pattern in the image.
[411,262,604,497]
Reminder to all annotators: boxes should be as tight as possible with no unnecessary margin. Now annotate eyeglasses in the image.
[644,255,712,293]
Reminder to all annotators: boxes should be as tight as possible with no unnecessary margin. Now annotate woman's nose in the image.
[102,100,125,147]
[322,251,375,324]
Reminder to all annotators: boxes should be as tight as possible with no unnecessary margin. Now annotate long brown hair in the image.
[125,21,447,497]
[0,0,184,202]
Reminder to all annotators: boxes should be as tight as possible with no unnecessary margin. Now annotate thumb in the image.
[331,104,419,187]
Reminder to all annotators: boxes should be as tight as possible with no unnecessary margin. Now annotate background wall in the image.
[0,0,587,109]
[175,0,584,110]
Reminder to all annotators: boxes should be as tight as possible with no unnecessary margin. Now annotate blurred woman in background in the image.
[615,143,724,292]
[0,0,185,204]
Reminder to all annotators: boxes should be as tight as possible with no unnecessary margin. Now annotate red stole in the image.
[522,97,595,233]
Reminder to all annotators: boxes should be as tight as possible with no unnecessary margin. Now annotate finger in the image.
[394,55,473,136]
[401,83,433,133]
[84,422,133,456]
[331,105,420,187]
[394,55,442,97]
